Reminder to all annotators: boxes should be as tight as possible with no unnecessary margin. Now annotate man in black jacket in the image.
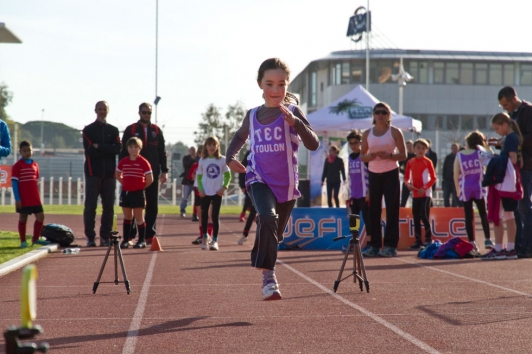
[499,86,532,257]
[82,101,121,247]
[442,142,460,207]
[120,102,168,246]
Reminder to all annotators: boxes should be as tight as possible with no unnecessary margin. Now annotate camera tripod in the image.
[93,231,131,295]
[333,214,369,293]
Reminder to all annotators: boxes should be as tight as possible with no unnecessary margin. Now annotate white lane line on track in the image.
[395,258,532,296]
[279,260,442,354]
[122,214,164,354]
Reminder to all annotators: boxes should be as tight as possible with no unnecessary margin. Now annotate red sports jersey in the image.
[404,156,437,198]
[12,159,41,207]
[117,155,152,191]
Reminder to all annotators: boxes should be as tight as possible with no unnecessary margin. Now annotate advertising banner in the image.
[0,165,12,188]
[281,207,466,251]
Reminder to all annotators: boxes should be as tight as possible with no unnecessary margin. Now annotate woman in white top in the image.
[360,102,407,257]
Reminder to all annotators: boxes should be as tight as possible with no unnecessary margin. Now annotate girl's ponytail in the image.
[284,92,299,105]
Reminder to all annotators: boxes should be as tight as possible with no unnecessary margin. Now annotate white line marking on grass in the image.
[395,258,532,296]
[279,260,442,354]
[122,214,164,354]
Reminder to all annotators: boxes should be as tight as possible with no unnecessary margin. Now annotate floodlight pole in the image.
[365,0,370,91]
[154,0,159,125]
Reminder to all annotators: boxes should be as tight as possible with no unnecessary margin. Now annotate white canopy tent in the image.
[306,85,422,133]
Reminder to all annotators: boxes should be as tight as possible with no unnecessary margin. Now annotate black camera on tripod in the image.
[333,214,369,293]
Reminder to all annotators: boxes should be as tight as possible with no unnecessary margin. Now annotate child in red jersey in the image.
[116,137,153,249]
[403,139,437,250]
[11,141,49,248]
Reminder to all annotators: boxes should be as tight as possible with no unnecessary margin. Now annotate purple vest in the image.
[457,150,486,201]
[245,105,301,203]
[349,154,368,199]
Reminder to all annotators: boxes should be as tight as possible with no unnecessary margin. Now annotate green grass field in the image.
[0,205,243,265]
[0,205,243,215]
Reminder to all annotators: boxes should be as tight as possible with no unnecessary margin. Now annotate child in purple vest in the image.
[454,131,492,251]
[226,58,320,301]
[346,130,371,249]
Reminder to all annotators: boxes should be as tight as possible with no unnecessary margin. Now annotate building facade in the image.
[290,49,532,178]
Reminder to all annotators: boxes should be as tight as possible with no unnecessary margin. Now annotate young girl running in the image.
[197,136,231,251]
[454,131,492,251]
[226,58,319,301]
[346,130,371,249]
[482,113,523,260]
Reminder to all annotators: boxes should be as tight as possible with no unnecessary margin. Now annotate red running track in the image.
[1,213,532,353]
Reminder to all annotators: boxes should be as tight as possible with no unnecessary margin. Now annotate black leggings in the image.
[412,197,432,242]
[326,182,341,208]
[462,198,490,242]
[368,168,400,249]
[201,194,222,238]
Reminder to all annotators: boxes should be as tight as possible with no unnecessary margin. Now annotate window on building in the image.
[460,63,473,84]
[342,62,350,84]
[475,63,488,84]
[310,72,317,107]
[418,115,429,129]
[370,61,377,83]
[447,115,459,130]
[408,61,418,82]
[434,62,444,84]
[503,64,514,86]
[351,61,366,83]
[377,60,393,83]
[418,61,428,84]
[462,115,474,130]
[521,64,532,85]
[476,116,488,130]
[331,63,342,85]
[489,64,502,86]
[434,116,444,129]
[446,63,459,84]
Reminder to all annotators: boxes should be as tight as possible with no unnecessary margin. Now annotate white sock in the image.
[494,244,503,252]
[506,242,515,251]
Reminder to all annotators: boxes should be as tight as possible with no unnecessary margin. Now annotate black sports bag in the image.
[41,224,75,247]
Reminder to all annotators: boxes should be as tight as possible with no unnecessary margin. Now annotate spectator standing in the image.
[360,102,407,258]
[120,102,168,245]
[321,145,346,208]
[82,101,121,247]
[442,142,460,207]
[498,86,532,258]
[403,139,436,250]
[180,146,198,220]
[425,139,438,197]
[454,131,492,251]
[399,140,415,207]
[0,117,12,161]
[12,141,49,248]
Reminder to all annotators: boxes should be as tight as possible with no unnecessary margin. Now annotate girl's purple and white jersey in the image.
[349,154,368,199]
[457,150,486,201]
[246,105,301,203]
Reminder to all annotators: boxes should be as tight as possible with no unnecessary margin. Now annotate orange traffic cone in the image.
[149,236,163,251]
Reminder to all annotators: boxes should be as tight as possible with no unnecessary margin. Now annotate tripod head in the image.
[109,231,121,241]
[332,214,360,242]
[348,214,360,239]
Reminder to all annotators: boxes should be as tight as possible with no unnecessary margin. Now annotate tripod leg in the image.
[93,243,113,294]
[116,245,131,295]
[333,242,352,293]
[114,243,119,285]
[354,241,370,293]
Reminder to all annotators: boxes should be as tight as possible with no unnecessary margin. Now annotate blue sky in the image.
[2,0,531,147]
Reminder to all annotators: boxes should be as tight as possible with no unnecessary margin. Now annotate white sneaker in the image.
[469,241,479,252]
[262,283,282,301]
[209,241,219,251]
[201,236,210,250]
[238,236,248,245]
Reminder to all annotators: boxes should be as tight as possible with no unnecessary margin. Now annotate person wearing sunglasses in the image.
[360,102,407,257]
[120,102,169,246]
